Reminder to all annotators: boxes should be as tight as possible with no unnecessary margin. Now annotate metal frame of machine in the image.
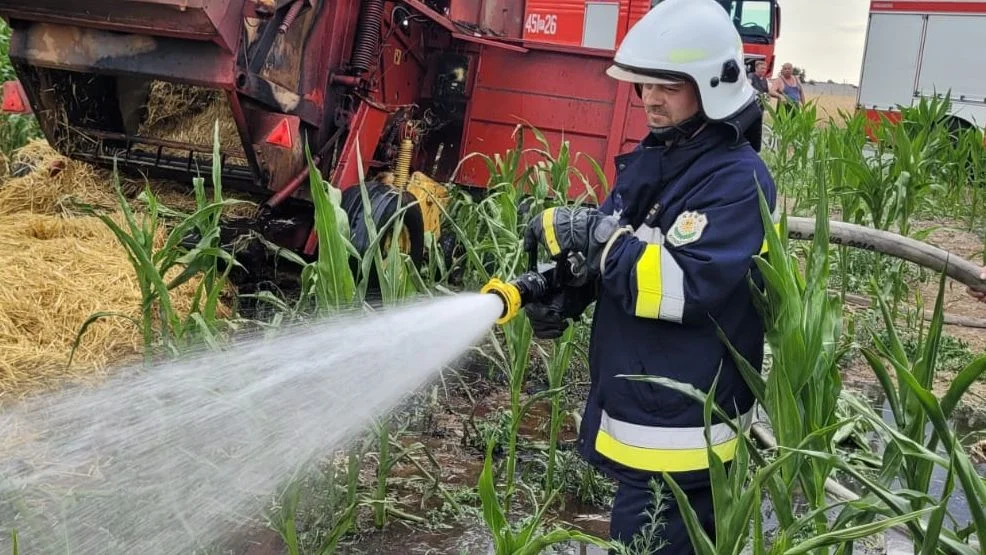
[0,0,782,259]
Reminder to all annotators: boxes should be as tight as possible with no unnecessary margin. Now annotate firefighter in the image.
[521,0,777,551]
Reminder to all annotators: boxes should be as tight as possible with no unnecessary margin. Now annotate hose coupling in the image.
[481,271,550,325]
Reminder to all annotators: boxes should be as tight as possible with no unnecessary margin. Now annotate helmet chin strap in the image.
[647,113,706,146]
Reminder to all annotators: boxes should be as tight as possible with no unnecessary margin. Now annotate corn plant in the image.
[302,143,358,312]
[247,140,417,318]
[477,442,613,555]
[844,270,986,552]
[273,446,362,555]
[542,324,577,497]
[738,173,847,531]
[762,101,819,206]
[946,126,986,231]
[521,124,609,206]
[623,370,934,554]
[880,107,947,238]
[72,124,242,361]
[442,124,603,509]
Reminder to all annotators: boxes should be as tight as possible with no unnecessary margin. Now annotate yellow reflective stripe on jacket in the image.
[633,244,685,322]
[595,431,739,473]
[542,208,561,256]
[594,408,753,473]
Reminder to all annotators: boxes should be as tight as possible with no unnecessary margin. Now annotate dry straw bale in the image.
[0,141,235,398]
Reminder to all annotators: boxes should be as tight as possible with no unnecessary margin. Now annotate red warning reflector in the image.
[2,81,28,113]
[265,119,293,149]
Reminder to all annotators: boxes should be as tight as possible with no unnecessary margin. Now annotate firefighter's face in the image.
[755,62,767,76]
[640,81,700,128]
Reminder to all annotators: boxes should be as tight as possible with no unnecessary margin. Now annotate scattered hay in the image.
[137,82,244,155]
[141,82,218,130]
[134,178,260,220]
[0,213,232,397]
[971,439,986,465]
[0,139,116,216]
[0,141,237,399]
[0,141,260,219]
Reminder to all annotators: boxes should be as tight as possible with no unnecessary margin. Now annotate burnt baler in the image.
[0,0,682,260]
[0,0,488,259]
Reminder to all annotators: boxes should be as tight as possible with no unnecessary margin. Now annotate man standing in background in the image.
[774,62,805,106]
[749,60,784,103]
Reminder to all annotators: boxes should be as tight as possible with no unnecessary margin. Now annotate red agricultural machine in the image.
[0,0,782,264]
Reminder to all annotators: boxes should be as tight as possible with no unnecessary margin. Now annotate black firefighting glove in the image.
[523,281,598,340]
[524,207,621,283]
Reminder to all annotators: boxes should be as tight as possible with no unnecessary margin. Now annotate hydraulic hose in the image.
[351,0,384,73]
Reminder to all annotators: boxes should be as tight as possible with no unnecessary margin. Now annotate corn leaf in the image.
[860,347,905,429]
[660,472,717,555]
[783,507,934,554]
[941,355,986,418]
[478,442,508,542]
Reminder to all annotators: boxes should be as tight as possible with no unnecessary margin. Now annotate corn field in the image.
[3,16,986,547]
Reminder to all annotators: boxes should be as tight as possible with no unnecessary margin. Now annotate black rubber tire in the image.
[341,181,426,268]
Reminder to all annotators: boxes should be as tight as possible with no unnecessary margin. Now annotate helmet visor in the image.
[605,64,683,85]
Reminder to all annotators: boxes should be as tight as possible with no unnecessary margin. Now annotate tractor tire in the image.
[341,181,426,268]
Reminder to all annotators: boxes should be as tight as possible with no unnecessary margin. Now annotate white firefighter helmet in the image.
[606,0,756,122]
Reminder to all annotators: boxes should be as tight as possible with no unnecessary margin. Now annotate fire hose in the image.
[482,217,986,324]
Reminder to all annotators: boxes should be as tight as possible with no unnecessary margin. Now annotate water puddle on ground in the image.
[848,381,986,532]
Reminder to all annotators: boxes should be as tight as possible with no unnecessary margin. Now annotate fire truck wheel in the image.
[341,181,426,267]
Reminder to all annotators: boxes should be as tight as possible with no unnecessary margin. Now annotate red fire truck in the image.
[857,0,986,130]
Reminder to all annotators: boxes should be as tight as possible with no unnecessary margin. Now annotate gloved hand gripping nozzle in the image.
[481,238,583,325]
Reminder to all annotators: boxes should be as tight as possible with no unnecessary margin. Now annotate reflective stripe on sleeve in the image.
[542,208,561,256]
[595,408,754,473]
[633,244,685,322]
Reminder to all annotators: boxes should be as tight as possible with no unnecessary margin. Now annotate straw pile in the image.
[0,141,234,398]
[138,82,245,155]
[0,139,117,216]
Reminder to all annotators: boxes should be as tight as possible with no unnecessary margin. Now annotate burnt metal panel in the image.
[0,0,242,51]
[10,23,236,88]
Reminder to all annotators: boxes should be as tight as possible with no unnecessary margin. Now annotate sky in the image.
[770,0,872,85]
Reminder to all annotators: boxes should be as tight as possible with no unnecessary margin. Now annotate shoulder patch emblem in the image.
[667,211,708,247]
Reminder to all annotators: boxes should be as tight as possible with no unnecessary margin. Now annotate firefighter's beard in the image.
[648,112,706,145]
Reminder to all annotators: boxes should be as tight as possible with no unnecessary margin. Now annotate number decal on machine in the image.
[524,13,558,35]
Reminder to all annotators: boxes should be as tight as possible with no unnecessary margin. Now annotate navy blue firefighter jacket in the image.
[573,120,778,490]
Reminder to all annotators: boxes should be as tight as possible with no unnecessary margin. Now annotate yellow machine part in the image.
[394,138,414,189]
[403,171,449,239]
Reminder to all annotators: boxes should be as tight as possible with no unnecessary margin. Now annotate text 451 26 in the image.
[524,13,558,35]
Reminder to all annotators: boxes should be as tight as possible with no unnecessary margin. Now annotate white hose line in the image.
[786,217,986,292]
